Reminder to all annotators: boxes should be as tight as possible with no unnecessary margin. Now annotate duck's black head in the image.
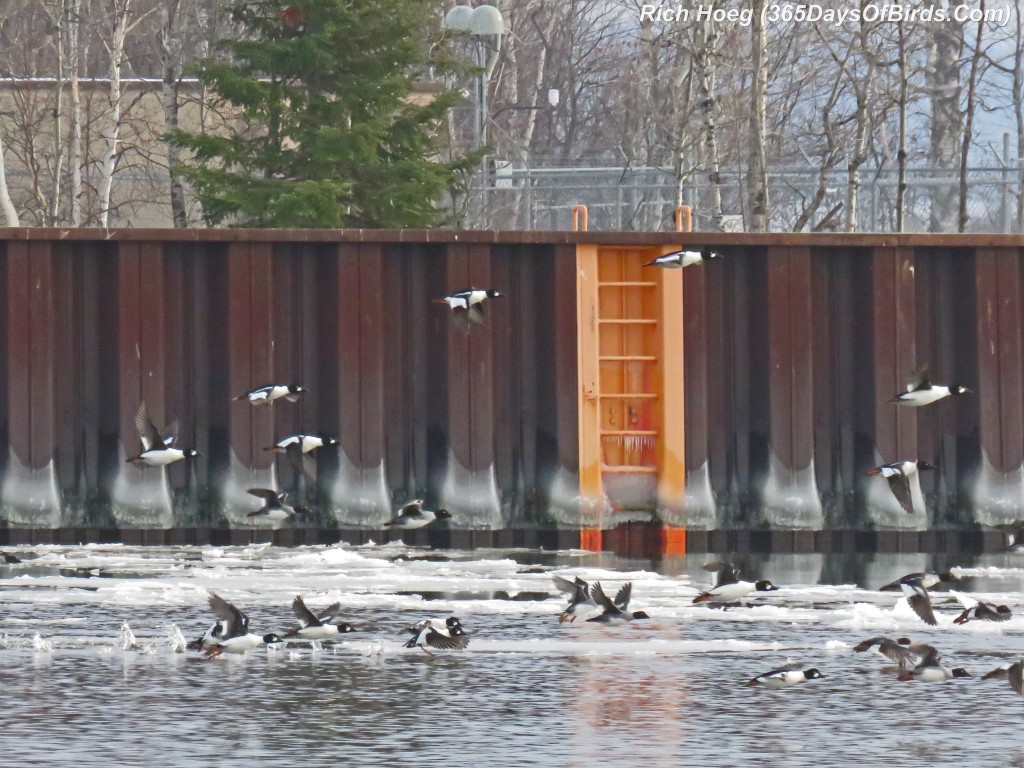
[755,580,779,592]
[263,633,284,645]
[486,289,504,298]
[324,436,339,446]
[436,509,453,521]
[804,668,825,680]
[951,668,972,678]
[338,623,355,633]
[952,385,970,396]
[289,384,306,394]
[185,449,200,458]
[631,611,651,620]
[917,461,936,471]
[446,616,462,628]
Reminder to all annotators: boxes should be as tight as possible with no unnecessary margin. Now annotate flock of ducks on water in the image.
[98,555,1010,696]
[182,592,466,657]
[555,561,1024,693]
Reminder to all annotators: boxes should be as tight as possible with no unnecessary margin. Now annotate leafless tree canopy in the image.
[0,0,1021,231]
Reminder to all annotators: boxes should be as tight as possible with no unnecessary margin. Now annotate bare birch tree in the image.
[958,0,986,232]
[746,0,769,231]
[158,0,186,227]
[97,0,132,228]
[0,126,21,225]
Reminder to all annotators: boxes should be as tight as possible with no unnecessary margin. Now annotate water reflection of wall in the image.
[570,648,687,767]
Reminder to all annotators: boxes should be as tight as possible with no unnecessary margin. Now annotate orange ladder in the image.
[577,245,686,553]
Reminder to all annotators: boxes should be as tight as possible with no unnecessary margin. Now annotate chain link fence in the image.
[472,164,1024,233]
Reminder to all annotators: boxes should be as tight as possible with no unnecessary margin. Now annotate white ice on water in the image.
[1,542,1023,662]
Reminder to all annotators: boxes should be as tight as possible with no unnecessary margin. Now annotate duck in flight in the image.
[889,366,969,406]
[246,488,311,523]
[283,595,354,640]
[866,460,935,515]
[435,288,504,332]
[692,561,778,604]
[586,581,650,624]
[643,247,721,269]
[383,500,452,530]
[235,384,306,405]
[404,616,469,653]
[195,592,283,657]
[552,574,598,623]
[127,401,198,467]
[746,663,825,688]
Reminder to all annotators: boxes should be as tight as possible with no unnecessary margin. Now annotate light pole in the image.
[443,5,505,152]
[444,5,505,227]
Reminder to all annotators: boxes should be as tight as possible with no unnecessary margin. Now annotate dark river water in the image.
[0,544,1022,767]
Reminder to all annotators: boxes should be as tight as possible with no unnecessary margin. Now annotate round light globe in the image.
[470,5,505,35]
[443,5,473,31]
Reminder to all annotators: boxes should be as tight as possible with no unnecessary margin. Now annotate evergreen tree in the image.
[172,0,473,228]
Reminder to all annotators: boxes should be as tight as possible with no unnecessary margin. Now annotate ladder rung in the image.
[598,282,658,288]
[600,393,658,399]
[600,355,657,362]
[601,430,657,436]
[602,465,658,474]
[598,318,658,324]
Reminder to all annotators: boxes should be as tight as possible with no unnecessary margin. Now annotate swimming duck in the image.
[866,461,935,515]
[126,401,199,467]
[383,500,452,530]
[746,664,825,688]
[693,562,778,604]
[897,647,971,682]
[889,366,969,407]
[283,595,354,640]
[982,661,1024,694]
[643,247,721,269]
[199,592,283,657]
[235,384,306,405]
[585,581,650,624]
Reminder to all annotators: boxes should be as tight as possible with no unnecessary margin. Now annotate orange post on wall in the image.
[572,205,589,232]
[576,243,603,544]
[575,243,687,554]
[675,206,692,232]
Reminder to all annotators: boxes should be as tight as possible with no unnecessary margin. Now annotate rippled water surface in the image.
[2,544,1024,767]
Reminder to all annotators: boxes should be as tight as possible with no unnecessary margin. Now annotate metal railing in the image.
[469,164,1024,233]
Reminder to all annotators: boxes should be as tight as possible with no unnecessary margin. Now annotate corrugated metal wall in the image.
[0,229,1020,536]
[0,231,578,530]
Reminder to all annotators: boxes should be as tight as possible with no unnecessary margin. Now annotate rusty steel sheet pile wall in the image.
[679,238,1008,532]
[0,232,579,530]
[0,230,1020,535]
